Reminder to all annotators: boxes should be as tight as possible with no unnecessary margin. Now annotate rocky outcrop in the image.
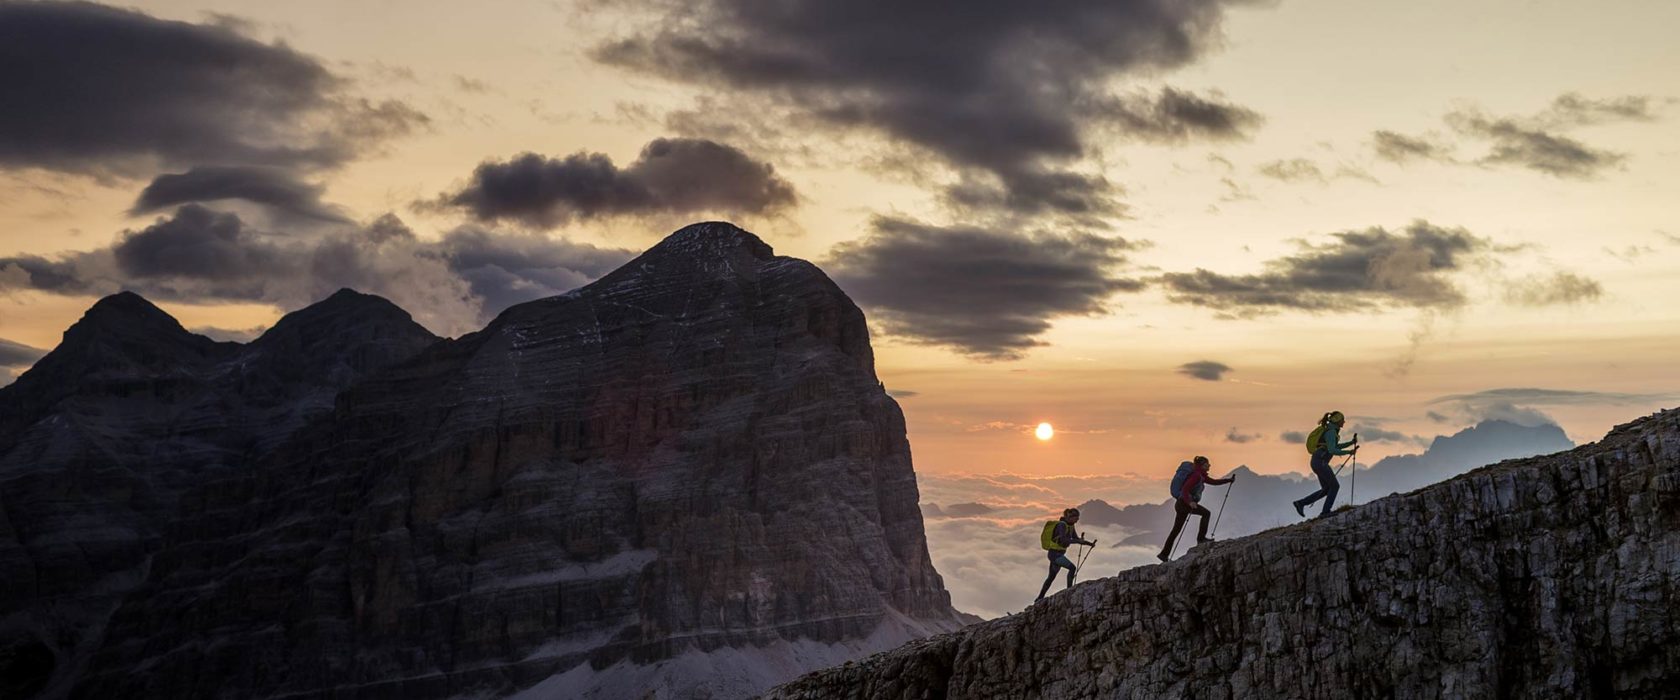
[0,290,438,699]
[49,222,961,699]
[768,409,1680,699]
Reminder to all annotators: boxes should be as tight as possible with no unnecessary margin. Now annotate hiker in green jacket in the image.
[1293,411,1359,518]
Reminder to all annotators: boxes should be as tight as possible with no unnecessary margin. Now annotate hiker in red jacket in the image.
[1157,456,1235,562]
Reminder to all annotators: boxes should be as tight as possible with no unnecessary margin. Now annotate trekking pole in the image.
[1211,478,1234,538]
[1350,452,1356,506]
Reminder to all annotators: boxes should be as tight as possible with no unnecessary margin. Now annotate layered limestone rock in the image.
[768,408,1680,699]
[0,290,438,699]
[65,222,962,699]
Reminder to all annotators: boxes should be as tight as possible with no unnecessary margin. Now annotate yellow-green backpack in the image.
[1305,425,1327,453]
[1040,521,1066,551]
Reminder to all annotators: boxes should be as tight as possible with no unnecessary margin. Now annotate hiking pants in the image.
[1296,447,1340,516]
[1036,551,1077,600]
[1159,499,1211,558]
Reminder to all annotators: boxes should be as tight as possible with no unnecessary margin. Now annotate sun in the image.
[1034,422,1054,441]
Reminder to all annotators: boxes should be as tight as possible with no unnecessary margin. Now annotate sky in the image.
[3,1,1678,494]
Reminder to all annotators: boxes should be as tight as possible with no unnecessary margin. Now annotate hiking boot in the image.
[1155,551,1169,563]
[1293,501,1306,517]
[1197,537,1215,544]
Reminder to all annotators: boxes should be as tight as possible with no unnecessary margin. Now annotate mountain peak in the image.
[81,290,178,326]
[65,291,197,347]
[645,221,774,261]
[251,288,433,351]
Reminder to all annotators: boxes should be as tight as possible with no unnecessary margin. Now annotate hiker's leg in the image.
[1158,501,1190,560]
[1315,460,1340,516]
[1193,503,1213,541]
[1037,559,1058,600]
[1296,450,1332,508]
[1055,553,1077,588]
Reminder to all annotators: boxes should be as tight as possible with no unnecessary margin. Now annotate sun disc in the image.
[1035,422,1054,441]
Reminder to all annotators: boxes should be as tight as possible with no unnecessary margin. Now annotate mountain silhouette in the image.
[0,222,964,700]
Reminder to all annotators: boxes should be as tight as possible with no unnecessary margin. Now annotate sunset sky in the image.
[3,0,1678,493]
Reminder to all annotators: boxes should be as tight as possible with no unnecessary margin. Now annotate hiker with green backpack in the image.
[1035,508,1096,602]
[1293,410,1359,518]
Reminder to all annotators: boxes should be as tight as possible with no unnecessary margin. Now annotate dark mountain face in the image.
[4,222,962,699]
[0,289,438,699]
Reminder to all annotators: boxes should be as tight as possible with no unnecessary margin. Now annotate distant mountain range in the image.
[1078,419,1575,548]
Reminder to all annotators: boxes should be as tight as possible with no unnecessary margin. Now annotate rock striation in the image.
[12,222,962,699]
[768,408,1680,699]
[0,289,438,699]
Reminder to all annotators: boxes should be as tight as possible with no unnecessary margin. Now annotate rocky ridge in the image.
[768,408,1680,699]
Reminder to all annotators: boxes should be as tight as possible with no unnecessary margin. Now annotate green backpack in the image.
[1305,425,1327,453]
[1040,521,1067,551]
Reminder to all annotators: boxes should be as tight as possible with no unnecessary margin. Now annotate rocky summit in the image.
[0,288,438,700]
[1,222,964,699]
[767,408,1680,699]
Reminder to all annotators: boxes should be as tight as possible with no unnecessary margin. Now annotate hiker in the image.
[1036,508,1095,602]
[1293,410,1359,518]
[1157,456,1235,562]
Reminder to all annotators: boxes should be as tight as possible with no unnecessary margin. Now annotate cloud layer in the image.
[1177,360,1232,381]
[827,217,1144,358]
[1373,93,1660,179]
[594,0,1260,216]
[428,138,797,228]
[1159,221,1490,316]
[0,1,424,175]
[0,206,634,335]
[132,166,348,223]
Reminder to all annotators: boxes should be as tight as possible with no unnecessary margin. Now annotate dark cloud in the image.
[1431,387,1680,409]
[1256,159,1325,183]
[1426,410,1450,423]
[1279,430,1306,443]
[1502,271,1603,307]
[0,337,47,368]
[1224,427,1260,444]
[1177,360,1231,381]
[1448,112,1625,178]
[428,138,797,228]
[0,1,425,175]
[1107,88,1263,144]
[826,216,1144,359]
[887,389,920,399]
[1361,427,1428,448]
[1428,387,1680,429]
[1374,93,1658,178]
[0,207,633,335]
[1536,93,1657,128]
[1370,131,1453,163]
[112,205,287,291]
[1159,221,1488,316]
[131,167,349,223]
[437,227,634,315]
[593,0,1261,217]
